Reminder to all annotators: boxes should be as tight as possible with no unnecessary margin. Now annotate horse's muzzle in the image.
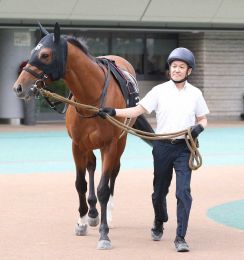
[13,84,24,98]
[13,83,35,100]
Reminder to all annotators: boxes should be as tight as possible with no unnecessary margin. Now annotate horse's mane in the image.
[66,37,91,56]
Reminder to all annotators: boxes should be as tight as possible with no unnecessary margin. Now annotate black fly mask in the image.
[28,23,67,81]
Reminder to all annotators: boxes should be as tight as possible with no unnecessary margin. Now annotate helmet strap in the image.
[171,76,188,84]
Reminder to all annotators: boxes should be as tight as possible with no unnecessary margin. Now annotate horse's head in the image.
[13,22,67,100]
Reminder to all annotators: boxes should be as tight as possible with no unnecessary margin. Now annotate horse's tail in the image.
[133,115,155,147]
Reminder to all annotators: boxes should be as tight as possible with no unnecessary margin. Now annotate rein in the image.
[37,87,202,171]
[23,68,71,114]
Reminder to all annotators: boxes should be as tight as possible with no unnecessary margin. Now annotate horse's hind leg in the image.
[72,143,89,236]
[87,151,99,227]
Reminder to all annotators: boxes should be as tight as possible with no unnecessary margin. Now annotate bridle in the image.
[22,65,71,114]
[23,66,48,81]
[21,32,68,107]
[23,66,48,96]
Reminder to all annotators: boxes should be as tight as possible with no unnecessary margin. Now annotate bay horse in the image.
[13,23,154,249]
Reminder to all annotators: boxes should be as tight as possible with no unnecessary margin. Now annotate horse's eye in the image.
[41,53,49,59]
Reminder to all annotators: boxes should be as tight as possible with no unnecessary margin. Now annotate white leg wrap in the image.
[107,195,114,227]
[75,214,88,236]
[78,215,88,226]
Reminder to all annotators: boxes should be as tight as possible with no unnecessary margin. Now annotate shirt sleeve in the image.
[195,93,210,117]
[138,87,158,114]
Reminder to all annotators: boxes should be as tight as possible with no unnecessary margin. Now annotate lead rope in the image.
[39,88,202,170]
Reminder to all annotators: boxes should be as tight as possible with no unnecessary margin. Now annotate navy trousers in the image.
[152,140,192,238]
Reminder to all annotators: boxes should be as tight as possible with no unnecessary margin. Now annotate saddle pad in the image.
[106,59,140,107]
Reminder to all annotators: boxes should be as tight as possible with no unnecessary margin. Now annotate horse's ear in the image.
[54,22,60,44]
[38,21,49,37]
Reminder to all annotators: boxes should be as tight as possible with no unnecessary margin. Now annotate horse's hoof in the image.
[75,223,88,236]
[88,216,99,227]
[97,240,112,250]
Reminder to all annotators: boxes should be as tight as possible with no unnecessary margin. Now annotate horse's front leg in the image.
[97,174,111,249]
[87,151,99,227]
[72,142,89,236]
[107,163,120,227]
[107,137,126,228]
[96,145,118,250]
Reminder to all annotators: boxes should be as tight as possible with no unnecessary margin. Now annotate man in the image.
[98,47,209,252]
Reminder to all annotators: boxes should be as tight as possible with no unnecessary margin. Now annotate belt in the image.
[161,139,186,144]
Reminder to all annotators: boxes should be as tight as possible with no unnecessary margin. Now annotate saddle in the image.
[97,58,140,108]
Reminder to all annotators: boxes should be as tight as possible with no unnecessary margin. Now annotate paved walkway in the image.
[0,122,243,259]
[1,122,244,174]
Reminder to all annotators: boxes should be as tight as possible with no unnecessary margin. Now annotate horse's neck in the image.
[64,45,104,105]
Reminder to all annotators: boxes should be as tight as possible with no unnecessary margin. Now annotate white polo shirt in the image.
[139,80,209,134]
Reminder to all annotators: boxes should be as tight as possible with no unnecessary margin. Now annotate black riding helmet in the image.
[167,47,195,70]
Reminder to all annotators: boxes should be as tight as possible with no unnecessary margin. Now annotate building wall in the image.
[203,32,244,120]
[178,32,204,91]
[1,27,244,123]
[179,32,244,120]
[0,29,35,123]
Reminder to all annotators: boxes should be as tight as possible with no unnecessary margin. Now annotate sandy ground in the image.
[0,121,244,259]
[0,165,244,260]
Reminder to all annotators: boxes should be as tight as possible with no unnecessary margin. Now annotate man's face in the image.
[169,60,192,82]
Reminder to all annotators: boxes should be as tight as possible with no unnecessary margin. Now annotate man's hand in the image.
[191,124,204,138]
[98,107,116,119]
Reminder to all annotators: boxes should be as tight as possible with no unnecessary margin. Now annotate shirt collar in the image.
[170,80,189,91]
